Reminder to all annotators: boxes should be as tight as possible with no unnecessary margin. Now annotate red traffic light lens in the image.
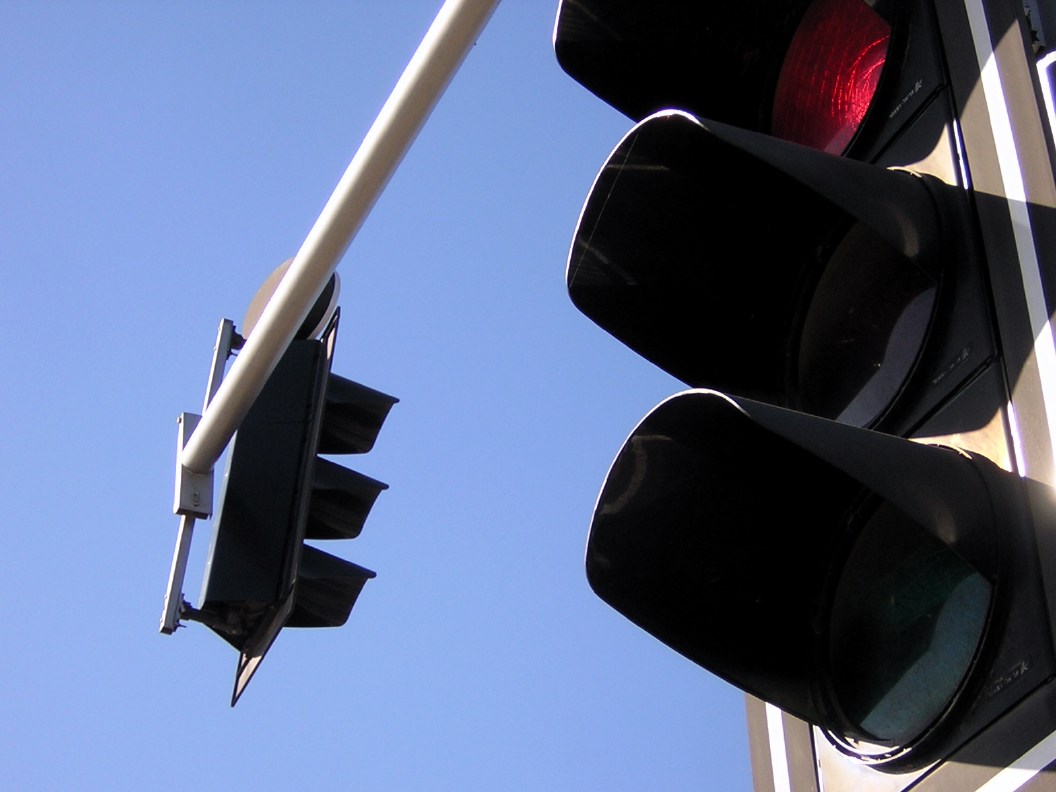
[772,0,891,154]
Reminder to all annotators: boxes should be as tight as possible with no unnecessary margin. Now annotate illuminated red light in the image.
[771,0,892,154]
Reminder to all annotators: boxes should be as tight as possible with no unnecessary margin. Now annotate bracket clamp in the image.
[173,412,213,519]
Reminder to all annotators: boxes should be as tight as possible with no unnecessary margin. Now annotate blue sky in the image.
[0,3,752,789]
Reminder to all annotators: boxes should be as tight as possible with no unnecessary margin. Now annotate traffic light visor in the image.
[567,111,941,425]
[585,390,998,753]
[555,0,895,153]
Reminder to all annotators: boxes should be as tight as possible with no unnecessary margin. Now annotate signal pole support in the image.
[177,0,499,479]
[161,318,240,635]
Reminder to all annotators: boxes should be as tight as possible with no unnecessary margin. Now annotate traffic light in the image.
[195,308,396,705]
[557,0,1056,786]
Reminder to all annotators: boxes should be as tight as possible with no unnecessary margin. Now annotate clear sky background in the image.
[0,3,752,789]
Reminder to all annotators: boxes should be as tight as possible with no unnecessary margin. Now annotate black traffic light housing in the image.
[197,310,396,705]
[556,0,1056,781]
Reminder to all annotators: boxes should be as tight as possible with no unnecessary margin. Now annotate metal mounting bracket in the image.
[160,318,240,635]
[174,412,212,518]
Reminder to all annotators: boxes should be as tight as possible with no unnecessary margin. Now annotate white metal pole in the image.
[180,0,500,475]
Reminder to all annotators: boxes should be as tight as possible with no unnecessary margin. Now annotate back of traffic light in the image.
[195,309,396,704]
[557,0,1056,784]
[166,273,397,706]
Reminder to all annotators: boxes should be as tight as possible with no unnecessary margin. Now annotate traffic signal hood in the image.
[554,0,945,164]
[566,107,993,434]
[586,389,1052,766]
[557,0,1056,780]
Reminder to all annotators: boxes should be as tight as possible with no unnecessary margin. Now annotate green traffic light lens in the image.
[796,222,937,427]
[827,499,991,750]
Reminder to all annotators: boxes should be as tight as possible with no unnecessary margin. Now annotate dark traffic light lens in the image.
[827,500,991,749]
[796,222,937,427]
[772,0,891,154]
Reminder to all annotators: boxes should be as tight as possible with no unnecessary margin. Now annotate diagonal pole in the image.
[179,0,500,477]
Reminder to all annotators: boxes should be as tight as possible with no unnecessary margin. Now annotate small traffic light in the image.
[196,309,396,705]
[557,0,1056,785]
